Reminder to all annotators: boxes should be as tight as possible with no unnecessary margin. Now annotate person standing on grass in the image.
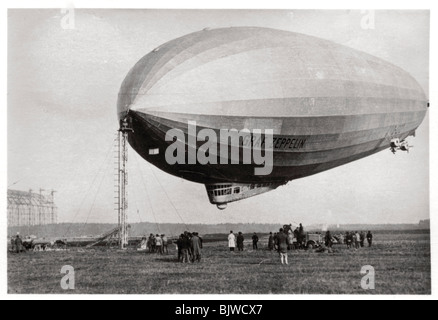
[197,232,203,249]
[294,228,300,249]
[338,233,345,246]
[139,236,147,251]
[181,234,191,263]
[325,231,333,248]
[191,232,203,263]
[228,231,236,252]
[146,234,152,252]
[345,232,351,249]
[292,233,298,250]
[187,232,194,261]
[360,231,366,248]
[287,229,294,250]
[162,234,168,254]
[268,232,274,251]
[299,223,305,248]
[10,237,16,253]
[277,229,290,265]
[237,232,245,251]
[155,234,163,255]
[151,234,156,252]
[15,233,24,254]
[367,231,373,247]
[176,234,184,262]
[355,232,360,249]
[351,231,356,249]
[252,233,259,250]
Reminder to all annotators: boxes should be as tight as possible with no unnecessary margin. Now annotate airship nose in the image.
[117,82,136,121]
[117,102,131,121]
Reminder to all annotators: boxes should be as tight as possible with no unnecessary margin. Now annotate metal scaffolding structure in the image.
[116,119,133,249]
[7,189,57,227]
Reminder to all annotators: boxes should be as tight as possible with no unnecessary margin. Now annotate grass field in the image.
[8,231,431,295]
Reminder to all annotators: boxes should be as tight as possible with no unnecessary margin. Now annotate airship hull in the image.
[127,107,425,184]
[118,27,428,206]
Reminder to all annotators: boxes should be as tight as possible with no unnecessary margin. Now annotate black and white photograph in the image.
[2,3,435,299]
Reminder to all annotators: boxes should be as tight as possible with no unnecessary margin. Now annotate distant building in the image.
[419,219,430,229]
[7,189,58,227]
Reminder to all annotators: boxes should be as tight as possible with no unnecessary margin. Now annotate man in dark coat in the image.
[298,224,305,249]
[273,233,279,251]
[294,228,300,248]
[367,231,373,247]
[276,229,290,265]
[299,224,304,236]
[252,233,259,250]
[176,234,184,262]
[181,234,191,263]
[360,232,366,248]
[325,231,333,248]
[151,234,156,252]
[191,232,203,262]
[346,232,354,249]
[147,234,154,253]
[15,234,24,253]
[268,232,274,251]
[237,232,244,251]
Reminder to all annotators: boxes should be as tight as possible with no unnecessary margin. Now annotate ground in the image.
[8,231,431,295]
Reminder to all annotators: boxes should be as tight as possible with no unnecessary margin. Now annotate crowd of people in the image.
[321,230,373,249]
[140,234,169,254]
[10,225,374,266]
[226,226,374,264]
[10,233,25,254]
[342,231,373,249]
[267,224,306,251]
[228,228,294,265]
[176,232,203,263]
[139,232,204,263]
[229,229,293,264]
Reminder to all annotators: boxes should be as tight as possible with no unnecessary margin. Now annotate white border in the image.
[1,0,436,300]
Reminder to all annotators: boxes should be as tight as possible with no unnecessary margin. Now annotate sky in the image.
[7,9,430,226]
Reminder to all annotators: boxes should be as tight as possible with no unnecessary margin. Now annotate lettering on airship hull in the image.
[273,137,307,150]
[241,135,307,150]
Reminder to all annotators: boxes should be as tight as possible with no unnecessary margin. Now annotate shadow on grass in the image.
[154,257,181,263]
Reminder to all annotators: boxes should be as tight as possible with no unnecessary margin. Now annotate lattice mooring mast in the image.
[117,118,133,249]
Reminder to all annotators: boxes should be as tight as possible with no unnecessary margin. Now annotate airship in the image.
[117,27,428,210]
